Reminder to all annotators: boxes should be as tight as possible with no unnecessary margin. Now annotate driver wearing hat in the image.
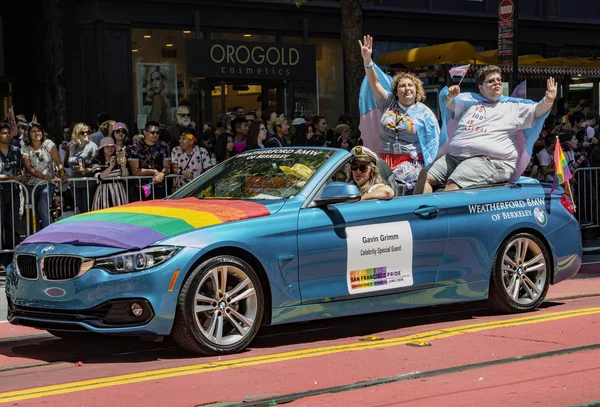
[349,146,394,200]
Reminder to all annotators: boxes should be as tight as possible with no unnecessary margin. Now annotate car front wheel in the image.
[488,233,551,313]
[172,255,264,355]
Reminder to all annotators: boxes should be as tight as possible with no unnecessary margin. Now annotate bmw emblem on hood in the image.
[534,207,547,227]
[42,245,55,254]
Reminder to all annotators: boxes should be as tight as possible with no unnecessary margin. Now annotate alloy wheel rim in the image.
[500,237,547,305]
[193,265,258,346]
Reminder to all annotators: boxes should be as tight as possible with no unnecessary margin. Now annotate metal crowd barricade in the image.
[30,174,184,234]
[572,167,600,231]
[0,179,30,260]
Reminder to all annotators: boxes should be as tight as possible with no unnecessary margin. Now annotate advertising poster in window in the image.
[136,63,178,130]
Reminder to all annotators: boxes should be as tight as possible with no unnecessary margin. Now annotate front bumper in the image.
[7,297,155,331]
[5,247,198,336]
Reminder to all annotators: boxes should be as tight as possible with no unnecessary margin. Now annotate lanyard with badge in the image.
[392,104,419,160]
[392,103,405,154]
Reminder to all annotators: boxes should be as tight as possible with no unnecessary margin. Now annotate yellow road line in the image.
[1,306,600,403]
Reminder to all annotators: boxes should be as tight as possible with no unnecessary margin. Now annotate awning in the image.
[377,41,600,72]
[376,41,495,68]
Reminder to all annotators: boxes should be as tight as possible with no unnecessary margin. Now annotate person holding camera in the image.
[90,137,129,210]
[334,124,354,151]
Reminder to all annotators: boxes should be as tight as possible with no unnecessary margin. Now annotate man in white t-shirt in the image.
[421,65,556,193]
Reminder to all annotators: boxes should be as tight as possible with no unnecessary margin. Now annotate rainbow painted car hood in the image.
[23,198,271,249]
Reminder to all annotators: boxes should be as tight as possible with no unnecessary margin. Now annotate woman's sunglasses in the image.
[115,129,127,134]
[351,163,369,173]
[35,152,45,162]
[79,130,90,136]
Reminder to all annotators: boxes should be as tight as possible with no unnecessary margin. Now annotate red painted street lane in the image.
[0,276,598,406]
[289,350,600,407]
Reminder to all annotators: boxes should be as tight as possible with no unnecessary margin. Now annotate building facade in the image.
[2,0,600,135]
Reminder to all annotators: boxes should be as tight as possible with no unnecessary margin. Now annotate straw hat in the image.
[280,163,314,180]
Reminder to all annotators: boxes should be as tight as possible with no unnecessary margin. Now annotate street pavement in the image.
[0,272,599,406]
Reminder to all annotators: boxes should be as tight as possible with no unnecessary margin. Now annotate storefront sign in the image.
[186,40,316,81]
[498,0,515,63]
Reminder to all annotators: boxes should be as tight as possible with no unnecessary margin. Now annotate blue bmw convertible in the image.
[5,147,582,355]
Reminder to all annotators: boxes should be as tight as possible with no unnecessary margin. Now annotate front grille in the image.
[43,256,83,280]
[16,255,38,279]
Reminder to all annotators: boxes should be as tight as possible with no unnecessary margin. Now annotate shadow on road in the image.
[0,300,564,366]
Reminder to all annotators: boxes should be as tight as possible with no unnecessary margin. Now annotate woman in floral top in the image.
[171,130,211,191]
[21,122,67,229]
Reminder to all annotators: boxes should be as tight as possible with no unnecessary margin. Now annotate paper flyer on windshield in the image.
[346,221,413,294]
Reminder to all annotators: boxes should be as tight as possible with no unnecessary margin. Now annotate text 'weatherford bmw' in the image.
[5,147,582,355]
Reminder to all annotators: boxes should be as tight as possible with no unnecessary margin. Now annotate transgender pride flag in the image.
[448,64,470,78]
[358,63,394,152]
[511,80,527,98]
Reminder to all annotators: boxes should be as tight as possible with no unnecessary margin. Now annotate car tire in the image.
[488,232,551,313]
[172,255,264,355]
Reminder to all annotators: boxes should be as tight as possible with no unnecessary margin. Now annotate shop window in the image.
[283,37,345,126]
[132,28,200,131]
[132,30,343,131]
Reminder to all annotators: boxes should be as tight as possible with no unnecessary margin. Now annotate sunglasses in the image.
[79,131,90,136]
[485,77,502,85]
[146,130,160,135]
[177,113,191,117]
[115,129,127,134]
[351,163,369,173]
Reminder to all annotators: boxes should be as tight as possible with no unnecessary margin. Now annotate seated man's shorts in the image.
[427,154,512,188]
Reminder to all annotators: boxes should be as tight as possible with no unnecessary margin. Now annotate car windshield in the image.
[169,148,336,200]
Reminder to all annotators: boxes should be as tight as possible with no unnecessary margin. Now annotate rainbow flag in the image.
[552,140,573,192]
[22,198,271,249]
[5,105,17,132]
[560,114,569,124]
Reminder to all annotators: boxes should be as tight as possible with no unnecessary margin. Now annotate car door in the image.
[297,193,448,304]
[431,184,546,286]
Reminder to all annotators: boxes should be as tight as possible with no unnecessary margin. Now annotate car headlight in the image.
[95,246,181,274]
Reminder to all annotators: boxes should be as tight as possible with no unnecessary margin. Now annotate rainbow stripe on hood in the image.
[23,198,271,249]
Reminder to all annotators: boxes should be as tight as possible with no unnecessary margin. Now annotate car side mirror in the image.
[314,182,361,206]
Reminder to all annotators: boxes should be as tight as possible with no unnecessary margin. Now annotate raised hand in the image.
[448,85,461,98]
[546,77,557,104]
[358,35,373,63]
